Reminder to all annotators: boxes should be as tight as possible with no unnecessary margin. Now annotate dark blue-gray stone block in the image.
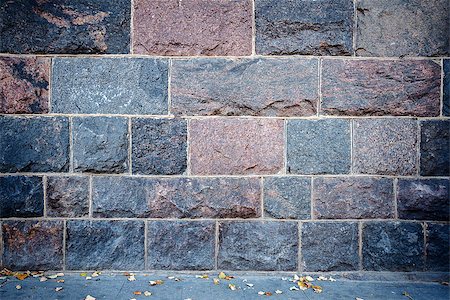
[0,176,43,218]
[263,177,311,219]
[147,221,215,270]
[73,117,128,173]
[444,60,450,116]
[287,119,351,174]
[132,118,187,175]
[255,0,354,55]
[426,223,449,271]
[302,222,359,271]
[46,176,89,218]
[2,220,63,270]
[362,222,424,271]
[0,116,69,172]
[52,58,168,114]
[397,179,449,221]
[0,0,131,54]
[420,120,450,176]
[218,221,298,271]
[66,220,145,270]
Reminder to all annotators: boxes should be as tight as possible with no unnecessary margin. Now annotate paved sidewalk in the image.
[0,272,449,300]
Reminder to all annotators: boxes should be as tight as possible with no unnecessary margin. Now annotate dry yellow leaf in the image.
[312,285,323,293]
[228,283,236,291]
[196,274,209,279]
[80,273,87,277]
[57,279,65,283]
[213,278,220,285]
[15,273,28,280]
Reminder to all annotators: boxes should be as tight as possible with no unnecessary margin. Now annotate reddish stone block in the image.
[133,0,252,56]
[322,59,441,116]
[0,57,50,114]
[189,119,284,175]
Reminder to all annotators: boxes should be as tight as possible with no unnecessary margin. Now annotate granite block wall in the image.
[0,0,449,273]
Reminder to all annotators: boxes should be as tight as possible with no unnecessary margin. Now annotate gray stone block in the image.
[426,223,449,271]
[46,176,89,218]
[147,221,215,270]
[444,60,450,116]
[52,58,168,114]
[66,220,145,270]
[362,222,424,271]
[0,116,69,172]
[218,221,298,271]
[73,117,128,173]
[0,176,43,218]
[302,222,359,271]
[420,120,450,176]
[263,177,311,219]
[132,118,186,175]
[287,119,351,174]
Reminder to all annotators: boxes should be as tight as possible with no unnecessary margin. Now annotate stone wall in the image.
[0,0,449,273]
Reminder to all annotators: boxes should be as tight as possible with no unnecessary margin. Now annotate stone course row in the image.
[1,116,448,176]
[2,57,447,117]
[0,0,448,57]
[0,219,447,272]
[1,175,448,221]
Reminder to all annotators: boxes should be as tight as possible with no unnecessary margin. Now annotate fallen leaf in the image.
[219,272,233,280]
[80,273,87,277]
[289,286,299,291]
[298,281,309,291]
[275,290,282,294]
[85,295,96,300]
[329,276,336,282]
[402,291,414,300]
[228,283,236,291]
[196,274,209,279]
[246,283,254,287]
[15,273,29,280]
[0,276,6,280]
[312,285,322,293]
[92,272,100,278]
[16,285,22,290]
[281,277,288,281]
[265,292,272,296]
[258,291,265,295]
[57,279,65,283]
[56,273,64,277]
[144,291,152,296]
[305,276,314,282]
[293,274,300,281]
[55,287,63,292]
[149,280,163,286]
[441,282,449,286]
[133,291,142,295]
[356,298,364,300]
[168,276,175,279]
[130,298,137,300]
[317,276,327,281]
[40,277,48,282]
[47,274,58,279]
[124,272,131,276]
[128,275,136,281]
[86,276,92,280]
[213,278,220,285]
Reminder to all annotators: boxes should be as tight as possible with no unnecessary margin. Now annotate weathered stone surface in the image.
[0,176,43,218]
[287,119,351,174]
[171,58,318,117]
[313,177,394,219]
[264,177,311,219]
[302,222,359,271]
[353,119,418,175]
[0,116,69,172]
[66,220,145,270]
[218,221,298,271]
[321,60,441,116]
[0,57,50,114]
[190,119,284,175]
[0,0,130,54]
[52,58,168,114]
[444,60,450,116]
[132,119,186,175]
[147,221,215,270]
[356,0,449,57]
[46,176,89,218]
[255,0,354,55]
[73,117,128,173]
[420,120,450,176]
[362,222,424,271]
[2,220,63,270]
[93,177,261,218]
[398,179,449,221]
[426,223,449,271]
[133,0,252,56]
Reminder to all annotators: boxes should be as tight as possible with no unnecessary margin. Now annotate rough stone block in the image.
[287,119,351,174]
[66,220,145,270]
[0,57,50,114]
[264,177,311,219]
[255,0,354,55]
[0,0,130,54]
[0,116,69,172]
[93,176,261,218]
[73,117,128,173]
[132,118,186,175]
[2,220,63,270]
[190,119,284,175]
[218,221,298,271]
[444,60,450,116]
[426,223,449,271]
[397,179,449,221]
[133,0,252,56]
[313,177,394,219]
[52,58,168,114]
[302,222,359,271]
[147,221,215,270]
[321,59,441,116]
[362,222,424,271]
[46,176,89,218]
[171,58,318,117]
[356,0,449,57]
[353,119,418,175]
[0,176,43,218]
[420,120,450,176]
